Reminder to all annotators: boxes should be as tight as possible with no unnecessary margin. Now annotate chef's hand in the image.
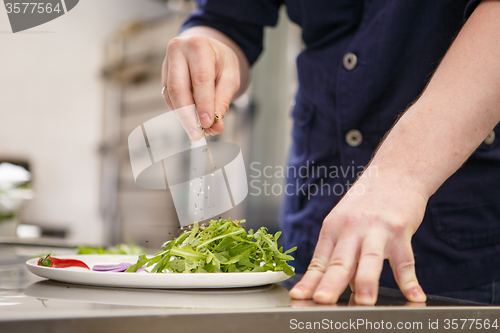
[293,1,500,305]
[162,27,249,139]
[289,169,428,305]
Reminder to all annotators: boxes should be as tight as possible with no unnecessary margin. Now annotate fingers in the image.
[163,40,203,141]
[352,235,386,305]
[389,240,426,303]
[163,37,216,140]
[174,105,204,142]
[210,65,240,135]
[291,225,425,305]
[164,36,217,128]
[312,236,360,304]
[165,38,195,110]
[162,35,242,138]
[185,37,216,129]
[161,57,173,110]
[208,105,225,136]
[289,231,335,300]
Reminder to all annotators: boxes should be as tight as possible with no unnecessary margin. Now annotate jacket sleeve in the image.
[181,0,283,66]
[464,0,483,19]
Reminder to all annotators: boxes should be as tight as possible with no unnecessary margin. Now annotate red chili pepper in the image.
[37,255,90,270]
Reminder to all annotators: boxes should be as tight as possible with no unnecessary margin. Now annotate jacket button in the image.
[484,130,496,145]
[346,129,363,147]
[343,52,357,70]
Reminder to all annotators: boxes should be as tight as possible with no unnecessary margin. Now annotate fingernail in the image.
[188,128,201,141]
[289,287,305,299]
[357,290,373,305]
[409,286,426,300]
[199,113,210,122]
[313,291,333,303]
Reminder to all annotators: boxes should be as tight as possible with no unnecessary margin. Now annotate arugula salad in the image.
[126,219,297,276]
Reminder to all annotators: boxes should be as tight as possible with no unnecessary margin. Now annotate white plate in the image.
[26,255,291,289]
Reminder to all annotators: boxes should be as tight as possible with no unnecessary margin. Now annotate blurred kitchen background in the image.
[0,0,301,250]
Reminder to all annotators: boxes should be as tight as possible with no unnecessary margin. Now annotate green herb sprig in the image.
[126,219,296,276]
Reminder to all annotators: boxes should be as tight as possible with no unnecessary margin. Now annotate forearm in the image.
[365,0,500,199]
[180,26,250,99]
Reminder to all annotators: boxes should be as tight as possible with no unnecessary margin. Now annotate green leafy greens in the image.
[126,219,296,276]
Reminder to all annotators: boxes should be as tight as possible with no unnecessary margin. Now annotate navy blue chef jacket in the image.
[182,0,500,294]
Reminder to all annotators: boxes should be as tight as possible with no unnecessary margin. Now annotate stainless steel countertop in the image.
[1,243,498,333]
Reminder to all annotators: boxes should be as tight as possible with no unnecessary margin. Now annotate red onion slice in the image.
[92,262,147,272]
[92,263,132,272]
